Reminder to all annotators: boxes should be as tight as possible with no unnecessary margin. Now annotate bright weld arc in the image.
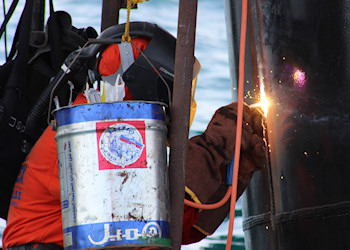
[260,83,269,116]
[250,83,269,117]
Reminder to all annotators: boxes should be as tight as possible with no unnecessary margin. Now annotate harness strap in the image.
[0,0,20,41]
[118,41,135,72]
[101,41,134,85]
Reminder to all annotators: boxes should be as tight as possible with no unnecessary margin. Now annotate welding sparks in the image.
[250,83,269,116]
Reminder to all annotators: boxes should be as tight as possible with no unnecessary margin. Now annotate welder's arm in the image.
[182,102,267,244]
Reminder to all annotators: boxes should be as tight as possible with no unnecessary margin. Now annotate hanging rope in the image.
[122,0,149,43]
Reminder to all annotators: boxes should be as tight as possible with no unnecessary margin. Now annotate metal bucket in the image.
[54,101,171,249]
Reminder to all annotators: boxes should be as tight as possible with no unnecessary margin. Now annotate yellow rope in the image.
[122,0,149,43]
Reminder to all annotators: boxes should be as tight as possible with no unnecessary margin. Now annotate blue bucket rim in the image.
[53,101,167,127]
[52,100,168,113]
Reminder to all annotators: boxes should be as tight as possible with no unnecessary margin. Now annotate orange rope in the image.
[122,0,133,43]
[225,0,248,248]
[122,0,149,43]
[184,186,232,210]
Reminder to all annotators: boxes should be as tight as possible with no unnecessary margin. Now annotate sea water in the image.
[0,0,244,249]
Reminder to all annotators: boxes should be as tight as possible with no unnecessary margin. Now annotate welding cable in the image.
[182,1,248,241]
[184,158,235,210]
[225,0,248,248]
[184,186,232,210]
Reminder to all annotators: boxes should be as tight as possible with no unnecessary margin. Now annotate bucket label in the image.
[63,220,170,249]
[96,121,147,169]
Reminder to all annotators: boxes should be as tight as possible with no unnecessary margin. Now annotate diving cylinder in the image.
[54,101,171,249]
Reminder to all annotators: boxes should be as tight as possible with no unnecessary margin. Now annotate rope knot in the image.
[123,0,149,43]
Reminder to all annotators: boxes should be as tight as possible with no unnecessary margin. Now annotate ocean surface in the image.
[0,0,244,249]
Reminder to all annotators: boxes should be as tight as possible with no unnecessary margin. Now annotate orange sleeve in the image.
[182,205,206,244]
[2,94,88,249]
[2,126,63,248]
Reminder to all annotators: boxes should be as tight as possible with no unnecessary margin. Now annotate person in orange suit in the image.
[2,37,266,250]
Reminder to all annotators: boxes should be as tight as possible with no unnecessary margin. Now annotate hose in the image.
[184,186,232,210]
[24,51,83,141]
[24,69,68,140]
[182,0,248,248]
[226,0,248,248]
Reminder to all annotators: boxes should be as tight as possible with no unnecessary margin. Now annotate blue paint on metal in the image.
[54,102,166,127]
[63,220,171,249]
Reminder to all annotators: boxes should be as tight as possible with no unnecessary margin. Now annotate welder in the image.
[2,23,266,250]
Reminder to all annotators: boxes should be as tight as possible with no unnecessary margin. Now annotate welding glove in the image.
[185,102,267,236]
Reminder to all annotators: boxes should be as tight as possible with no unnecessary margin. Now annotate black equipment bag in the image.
[0,0,97,219]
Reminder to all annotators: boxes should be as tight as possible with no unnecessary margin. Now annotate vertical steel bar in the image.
[101,0,121,32]
[169,0,198,249]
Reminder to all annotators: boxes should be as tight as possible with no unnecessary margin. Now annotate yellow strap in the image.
[192,224,211,236]
[122,0,149,43]
[185,186,202,205]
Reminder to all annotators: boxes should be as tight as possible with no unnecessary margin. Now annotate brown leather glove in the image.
[185,102,267,235]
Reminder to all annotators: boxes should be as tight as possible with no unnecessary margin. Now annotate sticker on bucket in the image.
[63,220,171,249]
[96,120,147,169]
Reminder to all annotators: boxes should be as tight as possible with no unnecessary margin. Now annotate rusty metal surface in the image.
[101,0,121,32]
[169,0,198,249]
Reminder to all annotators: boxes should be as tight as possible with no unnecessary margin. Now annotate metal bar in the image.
[101,0,121,32]
[169,0,198,249]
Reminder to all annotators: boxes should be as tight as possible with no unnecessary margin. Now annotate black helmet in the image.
[92,22,177,106]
